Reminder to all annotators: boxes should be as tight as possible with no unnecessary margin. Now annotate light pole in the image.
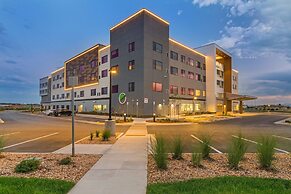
[193,97,197,114]
[69,76,78,157]
[108,67,117,120]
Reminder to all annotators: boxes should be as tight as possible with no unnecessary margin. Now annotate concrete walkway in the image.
[69,123,148,194]
[54,144,112,155]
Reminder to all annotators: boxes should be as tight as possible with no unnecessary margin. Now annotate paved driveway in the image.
[147,113,291,153]
[0,111,130,153]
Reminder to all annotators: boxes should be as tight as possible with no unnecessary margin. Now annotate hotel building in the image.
[40,9,251,116]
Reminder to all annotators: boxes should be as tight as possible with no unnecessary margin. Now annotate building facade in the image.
[40,9,242,116]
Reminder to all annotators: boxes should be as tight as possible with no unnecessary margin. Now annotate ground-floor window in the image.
[93,104,107,112]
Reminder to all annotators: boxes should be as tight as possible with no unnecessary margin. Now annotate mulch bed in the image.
[77,136,117,144]
[148,153,291,184]
[0,153,100,182]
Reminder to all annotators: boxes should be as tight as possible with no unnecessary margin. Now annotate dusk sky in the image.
[0,0,290,105]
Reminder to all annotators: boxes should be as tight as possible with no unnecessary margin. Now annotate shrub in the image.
[59,157,72,165]
[172,136,183,160]
[257,136,276,169]
[200,134,212,159]
[15,158,41,173]
[102,130,111,141]
[150,136,167,169]
[95,130,100,138]
[90,132,93,141]
[227,133,248,169]
[192,153,202,167]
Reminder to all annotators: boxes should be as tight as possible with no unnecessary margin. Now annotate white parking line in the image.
[191,134,223,154]
[272,135,291,141]
[0,118,4,124]
[0,132,20,137]
[1,132,59,150]
[232,135,289,154]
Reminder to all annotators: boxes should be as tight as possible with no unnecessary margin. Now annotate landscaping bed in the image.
[77,136,117,144]
[0,153,100,182]
[147,176,291,194]
[148,153,291,184]
[0,177,74,194]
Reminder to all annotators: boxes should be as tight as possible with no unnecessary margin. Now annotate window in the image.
[66,93,70,98]
[91,60,97,68]
[128,42,135,52]
[188,71,194,79]
[102,55,108,64]
[170,66,178,75]
[61,105,65,109]
[101,87,108,95]
[52,95,55,100]
[217,80,224,88]
[195,90,201,96]
[57,94,59,99]
[53,85,55,89]
[153,60,163,71]
[80,91,84,97]
[74,92,77,98]
[91,72,97,80]
[196,61,201,68]
[181,55,186,63]
[57,84,59,88]
[203,90,206,97]
[128,60,135,70]
[196,73,201,81]
[66,105,69,110]
[57,75,60,79]
[128,82,135,92]
[111,65,119,74]
[79,65,85,73]
[61,94,65,99]
[170,85,178,95]
[188,88,194,96]
[62,82,64,87]
[152,82,162,92]
[170,51,178,60]
[91,89,97,96]
[153,41,163,53]
[101,69,108,78]
[181,87,186,95]
[188,58,195,66]
[203,63,206,70]
[112,85,118,93]
[181,69,186,77]
[203,75,206,82]
[111,49,119,59]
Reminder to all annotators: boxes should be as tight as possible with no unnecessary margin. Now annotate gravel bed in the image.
[148,153,291,184]
[77,136,117,144]
[0,153,100,182]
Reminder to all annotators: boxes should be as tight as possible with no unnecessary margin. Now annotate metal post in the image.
[71,87,75,157]
[109,70,112,120]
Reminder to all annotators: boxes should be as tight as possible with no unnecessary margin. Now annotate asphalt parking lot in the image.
[0,111,130,153]
[148,113,291,153]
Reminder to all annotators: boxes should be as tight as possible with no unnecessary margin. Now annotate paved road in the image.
[0,111,130,153]
[148,113,291,153]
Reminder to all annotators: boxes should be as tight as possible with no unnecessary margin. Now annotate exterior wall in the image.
[40,76,51,105]
[169,40,206,114]
[232,69,239,112]
[110,11,169,116]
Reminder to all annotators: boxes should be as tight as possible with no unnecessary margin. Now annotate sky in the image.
[0,0,290,105]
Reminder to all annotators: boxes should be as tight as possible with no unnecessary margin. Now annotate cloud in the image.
[5,59,17,64]
[177,10,183,16]
[192,0,258,16]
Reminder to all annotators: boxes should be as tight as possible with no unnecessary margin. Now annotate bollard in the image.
[153,113,156,122]
[123,113,127,122]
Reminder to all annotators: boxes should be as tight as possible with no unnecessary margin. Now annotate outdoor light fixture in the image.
[153,113,156,122]
[123,113,127,122]
[108,67,118,120]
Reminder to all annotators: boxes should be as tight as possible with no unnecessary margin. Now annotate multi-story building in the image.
[40,8,250,116]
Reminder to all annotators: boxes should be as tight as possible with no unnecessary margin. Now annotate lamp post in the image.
[108,67,117,120]
[193,97,197,114]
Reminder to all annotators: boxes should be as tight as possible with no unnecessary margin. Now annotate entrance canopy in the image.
[225,93,257,101]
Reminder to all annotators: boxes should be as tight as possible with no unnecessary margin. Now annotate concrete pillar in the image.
[104,120,116,136]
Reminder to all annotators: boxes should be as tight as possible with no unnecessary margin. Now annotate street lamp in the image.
[193,97,197,114]
[108,67,117,120]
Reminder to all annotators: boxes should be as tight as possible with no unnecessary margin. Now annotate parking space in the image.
[147,113,291,153]
[0,111,130,153]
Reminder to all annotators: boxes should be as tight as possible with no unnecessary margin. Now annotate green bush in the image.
[150,136,167,170]
[59,157,72,165]
[15,158,41,173]
[227,134,248,169]
[191,153,202,167]
[95,130,100,138]
[200,134,212,159]
[172,136,183,160]
[257,136,276,169]
[102,130,111,141]
[90,132,93,141]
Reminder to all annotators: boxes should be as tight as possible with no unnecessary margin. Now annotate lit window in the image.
[181,87,186,95]
[111,49,119,59]
[181,69,186,77]
[195,90,201,96]
[153,60,163,71]
[170,66,178,75]
[188,71,194,79]
[170,51,178,60]
[128,42,135,52]
[170,85,178,95]
[203,91,206,97]
[188,88,194,96]
[153,42,163,53]
[188,58,194,66]
[128,60,135,70]
[152,82,162,92]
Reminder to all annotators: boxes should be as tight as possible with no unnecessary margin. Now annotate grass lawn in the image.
[147,176,291,194]
[0,177,74,194]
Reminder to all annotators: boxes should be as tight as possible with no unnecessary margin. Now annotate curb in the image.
[0,118,4,124]
[274,118,291,126]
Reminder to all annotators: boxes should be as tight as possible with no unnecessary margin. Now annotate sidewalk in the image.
[69,123,148,194]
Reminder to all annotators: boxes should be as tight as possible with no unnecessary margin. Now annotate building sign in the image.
[118,93,127,104]
[144,98,148,104]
